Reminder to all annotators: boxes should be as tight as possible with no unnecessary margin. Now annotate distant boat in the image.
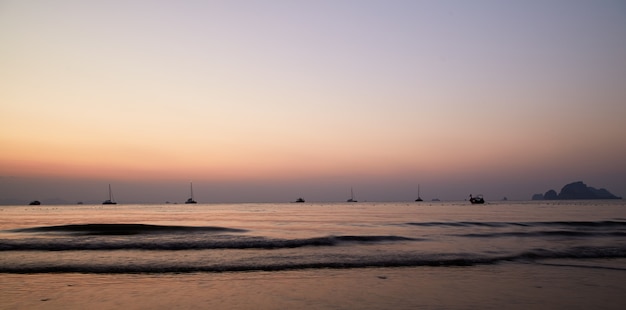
[294,197,305,203]
[28,200,41,205]
[469,194,485,204]
[102,184,117,205]
[347,187,357,202]
[185,182,197,204]
[415,184,423,202]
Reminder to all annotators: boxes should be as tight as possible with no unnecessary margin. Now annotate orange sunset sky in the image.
[1,0,625,203]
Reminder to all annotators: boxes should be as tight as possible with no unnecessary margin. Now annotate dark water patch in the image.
[8,223,247,236]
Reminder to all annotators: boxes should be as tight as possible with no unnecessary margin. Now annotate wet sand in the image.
[2,260,625,309]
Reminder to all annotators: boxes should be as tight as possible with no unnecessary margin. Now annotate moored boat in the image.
[185,182,197,204]
[469,194,485,204]
[102,184,117,205]
[415,184,423,202]
[347,188,357,202]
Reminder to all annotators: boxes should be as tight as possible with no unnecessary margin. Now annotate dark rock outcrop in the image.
[531,193,544,200]
[544,189,559,200]
[558,181,621,200]
[531,181,621,200]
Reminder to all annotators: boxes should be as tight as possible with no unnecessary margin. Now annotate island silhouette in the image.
[532,181,621,200]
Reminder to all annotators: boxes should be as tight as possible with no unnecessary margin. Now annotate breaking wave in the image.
[1,246,625,274]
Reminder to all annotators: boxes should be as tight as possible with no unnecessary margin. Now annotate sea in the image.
[1,200,625,309]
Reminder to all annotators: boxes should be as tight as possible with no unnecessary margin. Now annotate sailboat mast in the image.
[347,187,357,202]
[108,184,113,201]
[415,184,424,202]
[190,182,194,200]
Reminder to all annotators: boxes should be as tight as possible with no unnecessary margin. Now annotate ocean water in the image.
[1,200,625,309]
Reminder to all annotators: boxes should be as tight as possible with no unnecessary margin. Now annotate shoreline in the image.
[2,260,625,309]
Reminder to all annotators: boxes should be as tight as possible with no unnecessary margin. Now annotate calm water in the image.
[1,200,625,309]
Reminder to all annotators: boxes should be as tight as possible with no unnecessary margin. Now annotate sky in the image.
[1,0,625,203]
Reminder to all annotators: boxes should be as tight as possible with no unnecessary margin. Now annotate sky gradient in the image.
[2,0,625,203]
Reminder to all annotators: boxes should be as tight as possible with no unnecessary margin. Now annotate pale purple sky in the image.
[1,0,625,203]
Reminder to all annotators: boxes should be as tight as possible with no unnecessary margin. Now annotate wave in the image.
[1,246,625,274]
[459,231,626,238]
[406,220,626,228]
[0,234,418,251]
[8,223,247,235]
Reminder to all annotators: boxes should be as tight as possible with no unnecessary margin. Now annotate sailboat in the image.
[415,184,423,202]
[185,182,197,204]
[347,187,357,202]
[102,184,117,205]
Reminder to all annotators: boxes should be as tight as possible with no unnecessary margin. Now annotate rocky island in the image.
[532,181,621,200]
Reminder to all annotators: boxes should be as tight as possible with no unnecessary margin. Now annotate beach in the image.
[3,260,626,309]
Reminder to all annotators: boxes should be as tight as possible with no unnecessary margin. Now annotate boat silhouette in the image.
[469,194,485,204]
[102,184,117,205]
[347,188,357,202]
[415,184,423,202]
[185,182,197,204]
